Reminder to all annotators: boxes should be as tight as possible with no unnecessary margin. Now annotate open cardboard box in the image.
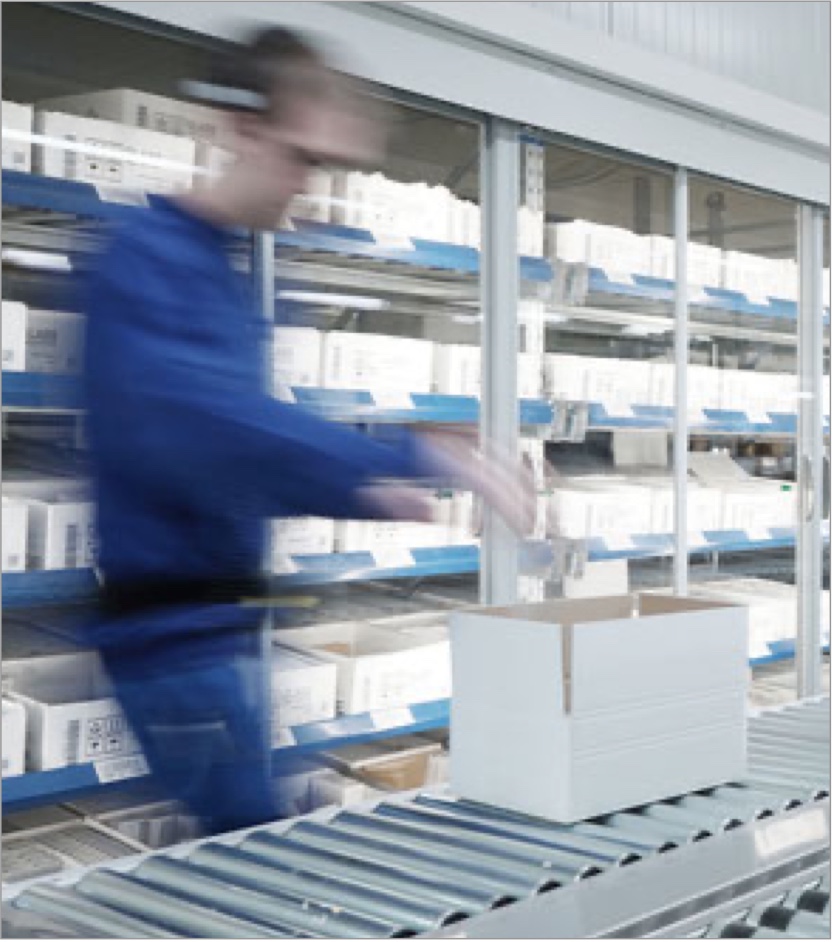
[450,592,748,822]
[276,621,450,714]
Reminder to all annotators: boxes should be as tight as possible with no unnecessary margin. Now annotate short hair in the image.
[186,27,330,122]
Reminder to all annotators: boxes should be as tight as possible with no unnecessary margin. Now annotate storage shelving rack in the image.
[1,4,828,815]
[1,160,559,809]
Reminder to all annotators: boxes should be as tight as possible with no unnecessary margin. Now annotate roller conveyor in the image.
[2,698,830,939]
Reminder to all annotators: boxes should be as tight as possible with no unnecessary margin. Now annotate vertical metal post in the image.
[480,117,520,606]
[253,230,277,753]
[673,168,689,596]
[797,205,824,698]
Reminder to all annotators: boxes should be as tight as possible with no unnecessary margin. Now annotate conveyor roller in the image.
[3,698,830,939]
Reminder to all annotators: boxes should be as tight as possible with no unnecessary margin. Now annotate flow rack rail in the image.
[2,698,829,938]
[584,266,832,325]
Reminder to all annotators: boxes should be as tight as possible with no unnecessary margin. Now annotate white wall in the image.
[522,1,830,114]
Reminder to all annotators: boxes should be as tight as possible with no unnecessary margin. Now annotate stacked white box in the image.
[450,593,748,822]
[271,517,334,565]
[2,498,29,572]
[271,644,338,733]
[35,110,195,193]
[687,365,724,416]
[682,579,797,659]
[9,665,139,771]
[334,519,451,553]
[39,89,227,144]
[723,252,796,303]
[2,301,27,371]
[24,309,85,374]
[518,353,543,399]
[290,168,333,223]
[585,357,652,414]
[278,621,451,714]
[321,332,434,393]
[2,698,27,776]
[2,101,33,172]
[272,326,323,392]
[543,354,588,401]
[433,343,481,396]
[24,495,96,570]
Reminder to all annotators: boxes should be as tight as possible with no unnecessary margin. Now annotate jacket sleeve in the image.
[85,234,436,521]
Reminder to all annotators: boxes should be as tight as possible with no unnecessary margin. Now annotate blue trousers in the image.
[100,622,279,834]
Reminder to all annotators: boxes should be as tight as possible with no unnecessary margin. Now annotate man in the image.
[85,26,532,833]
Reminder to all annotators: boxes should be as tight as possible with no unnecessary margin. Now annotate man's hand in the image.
[417,429,537,537]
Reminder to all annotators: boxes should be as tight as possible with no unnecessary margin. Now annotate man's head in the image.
[191,27,382,229]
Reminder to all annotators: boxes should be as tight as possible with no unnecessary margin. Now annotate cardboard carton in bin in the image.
[450,593,747,822]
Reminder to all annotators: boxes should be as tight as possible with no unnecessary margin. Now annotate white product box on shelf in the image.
[3,101,33,172]
[278,621,451,714]
[2,498,29,572]
[2,300,27,371]
[563,559,629,599]
[2,698,27,776]
[518,353,543,399]
[98,802,203,849]
[450,593,748,822]
[687,365,724,415]
[552,221,652,277]
[719,481,796,535]
[651,239,723,287]
[682,579,797,658]
[309,770,369,809]
[721,369,795,420]
[334,519,451,554]
[585,357,652,413]
[543,354,588,401]
[723,252,796,303]
[39,89,227,145]
[645,482,723,535]
[25,309,85,374]
[271,644,338,733]
[647,362,673,407]
[433,344,481,397]
[24,496,96,570]
[34,110,195,193]
[272,517,334,564]
[321,331,434,394]
[8,667,140,771]
[272,326,322,390]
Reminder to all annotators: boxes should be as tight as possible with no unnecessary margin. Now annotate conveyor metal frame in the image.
[426,799,830,939]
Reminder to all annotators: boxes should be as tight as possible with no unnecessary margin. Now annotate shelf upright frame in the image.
[797,204,825,698]
[673,167,689,596]
[479,116,520,606]
[253,229,279,743]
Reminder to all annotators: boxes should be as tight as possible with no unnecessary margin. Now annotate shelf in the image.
[2,372,84,411]
[2,374,555,427]
[585,522,830,562]
[584,266,831,325]
[1,699,451,812]
[290,388,554,427]
[750,639,830,668]
[2,569,100,608]
[1,169,143,221]
[587,403,831,436]
[276,217,553,282]
[2,542,554,608]
[1,171,552,283]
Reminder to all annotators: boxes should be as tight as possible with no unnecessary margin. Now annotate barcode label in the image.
[95,754,150,784]
[94,185,148,206]
[66,719,81,765]
[65,524,79,568]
